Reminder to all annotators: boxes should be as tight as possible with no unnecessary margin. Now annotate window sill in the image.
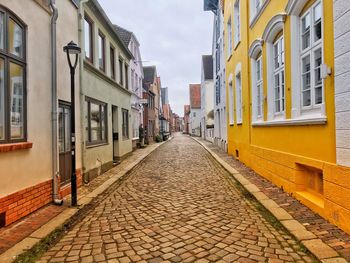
[86,142,109,149]
[252,116,327,127]
[234,41,241,51]
[0,142,33,153]
[227,53,233,62]
[237,122,243,125]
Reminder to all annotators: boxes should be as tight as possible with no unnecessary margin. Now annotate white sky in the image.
[98,0,213,116]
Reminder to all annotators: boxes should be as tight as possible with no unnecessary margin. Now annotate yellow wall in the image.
[224,0,350,234]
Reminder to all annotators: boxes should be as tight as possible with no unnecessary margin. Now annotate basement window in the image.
[295,164,324,211]
[0,212,5,228]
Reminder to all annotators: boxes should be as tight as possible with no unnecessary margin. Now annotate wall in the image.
[224,0,350,234]
[81,5,132,177]
[334,0,350,167]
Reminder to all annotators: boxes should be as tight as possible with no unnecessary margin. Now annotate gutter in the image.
[79,0,89,182]
[49,0,63,205]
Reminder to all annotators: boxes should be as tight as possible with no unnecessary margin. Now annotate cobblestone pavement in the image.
[197,138,350,261]
[40,135,316,263]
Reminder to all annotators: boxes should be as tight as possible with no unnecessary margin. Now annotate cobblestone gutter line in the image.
[0,139,172,263]
[192,137,348,263]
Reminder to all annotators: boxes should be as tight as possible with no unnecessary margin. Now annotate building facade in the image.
[80,0,133,181]
[0,0,82,226]
[201,55,214,142]
[183,105,190,134]
[205,0,227,151]
[114,25,144,150]
[143,66,157,144]
[223,0,350,234]
[189,84,201,137]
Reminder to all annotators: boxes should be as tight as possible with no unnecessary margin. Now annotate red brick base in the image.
[0,169,83,227]
[59,169,83,198]
[0,180,53,226]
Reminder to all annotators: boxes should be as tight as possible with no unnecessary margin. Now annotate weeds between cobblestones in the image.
[13,162,144,263]
[16,136,320,262]
[207,153,316,261]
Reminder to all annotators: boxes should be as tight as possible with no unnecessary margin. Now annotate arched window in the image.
[262,14,286,120]
[235,63,242,124]
[0,7,26,143]
[287,0,325,118]
[249,39,264,122]
[228,74,234,125]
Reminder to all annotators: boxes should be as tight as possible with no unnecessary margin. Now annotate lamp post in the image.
[63,41,81,207]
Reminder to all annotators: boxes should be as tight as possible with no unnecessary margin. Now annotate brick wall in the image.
[0,180,53,226]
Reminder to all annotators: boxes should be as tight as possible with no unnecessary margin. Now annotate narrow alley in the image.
[39,135,315,263]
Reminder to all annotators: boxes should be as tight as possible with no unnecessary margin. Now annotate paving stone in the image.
[39,135,316,262]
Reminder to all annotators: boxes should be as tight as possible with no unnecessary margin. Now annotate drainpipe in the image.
[78,0,89,182]
[50,0,63,205]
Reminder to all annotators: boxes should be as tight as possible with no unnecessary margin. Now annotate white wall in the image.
[334,0,350,167]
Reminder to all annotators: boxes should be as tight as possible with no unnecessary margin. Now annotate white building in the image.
[205,0,227,151]
[189,84,201,137]
[114,25,144,150]
[334,1,350,167]
[200,55,214,142]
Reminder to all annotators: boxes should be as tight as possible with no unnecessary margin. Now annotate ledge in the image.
[252,116,327,127]
[0,142,33,153]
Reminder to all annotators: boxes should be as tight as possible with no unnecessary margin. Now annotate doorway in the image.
[58,102,72,185]
[112,106,119,161]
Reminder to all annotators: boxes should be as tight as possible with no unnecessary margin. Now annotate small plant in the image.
[155,134,163,143]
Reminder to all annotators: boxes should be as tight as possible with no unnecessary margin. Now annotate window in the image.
[227,17,232,57]
[122,109,129,139]
[250,0,264,22]
[235,73,242,124]
[193,112,196,118]
[86,98,107,145]
[216,76,221,105]
[234,0,240,47]
[0,9,26,143]
[229,80,234,125]
[273,35,285,114]
[301,2,323,108]
[110,45,115,80]
[131,70,134,92]
[84,14,93,62]
[119,58,123,85]
[125,64,129,89]
[255,55,264,118]
[98,31,105,71]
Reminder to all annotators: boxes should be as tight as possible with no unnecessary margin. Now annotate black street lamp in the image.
[63,41,81,207]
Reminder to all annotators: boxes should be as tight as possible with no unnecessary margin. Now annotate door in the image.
[112,106,119,161]
[58,102,72,185]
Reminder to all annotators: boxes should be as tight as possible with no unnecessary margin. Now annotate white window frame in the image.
[300,1,323,111]
[235,71,243,125]
[234,0,241,48]
[228,74,234,125]
[250,0,270,27]
[273,35,285,115]
[227,17,233,58]
[256,56,264,119]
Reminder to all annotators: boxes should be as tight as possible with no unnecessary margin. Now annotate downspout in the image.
[79,0,89,183]
[50,0,63,205]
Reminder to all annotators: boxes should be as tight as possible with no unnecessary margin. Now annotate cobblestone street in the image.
[39,135,316,263]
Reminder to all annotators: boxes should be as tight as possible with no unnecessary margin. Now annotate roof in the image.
[189,84,201,109]
[143,66,157,83]
[202,55,213,80]
[113,25,132,47]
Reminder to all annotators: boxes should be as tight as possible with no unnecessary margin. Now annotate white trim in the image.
[262,14,286,42]
[235,64,242,124]
[248,39,264,58]
[250,0,270,28]
[228,75,234,125]
[252,115,327,126]
[233,0,241,47]
[286,0,308,16]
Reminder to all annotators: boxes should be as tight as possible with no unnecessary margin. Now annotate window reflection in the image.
[9,18,23,58]
[10,62,24,139]
[0,59,4,140]
[0,13,4,50]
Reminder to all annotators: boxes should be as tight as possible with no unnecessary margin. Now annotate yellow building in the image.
[224,0,350,234]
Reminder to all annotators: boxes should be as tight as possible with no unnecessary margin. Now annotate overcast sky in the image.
[98,0,213,116]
